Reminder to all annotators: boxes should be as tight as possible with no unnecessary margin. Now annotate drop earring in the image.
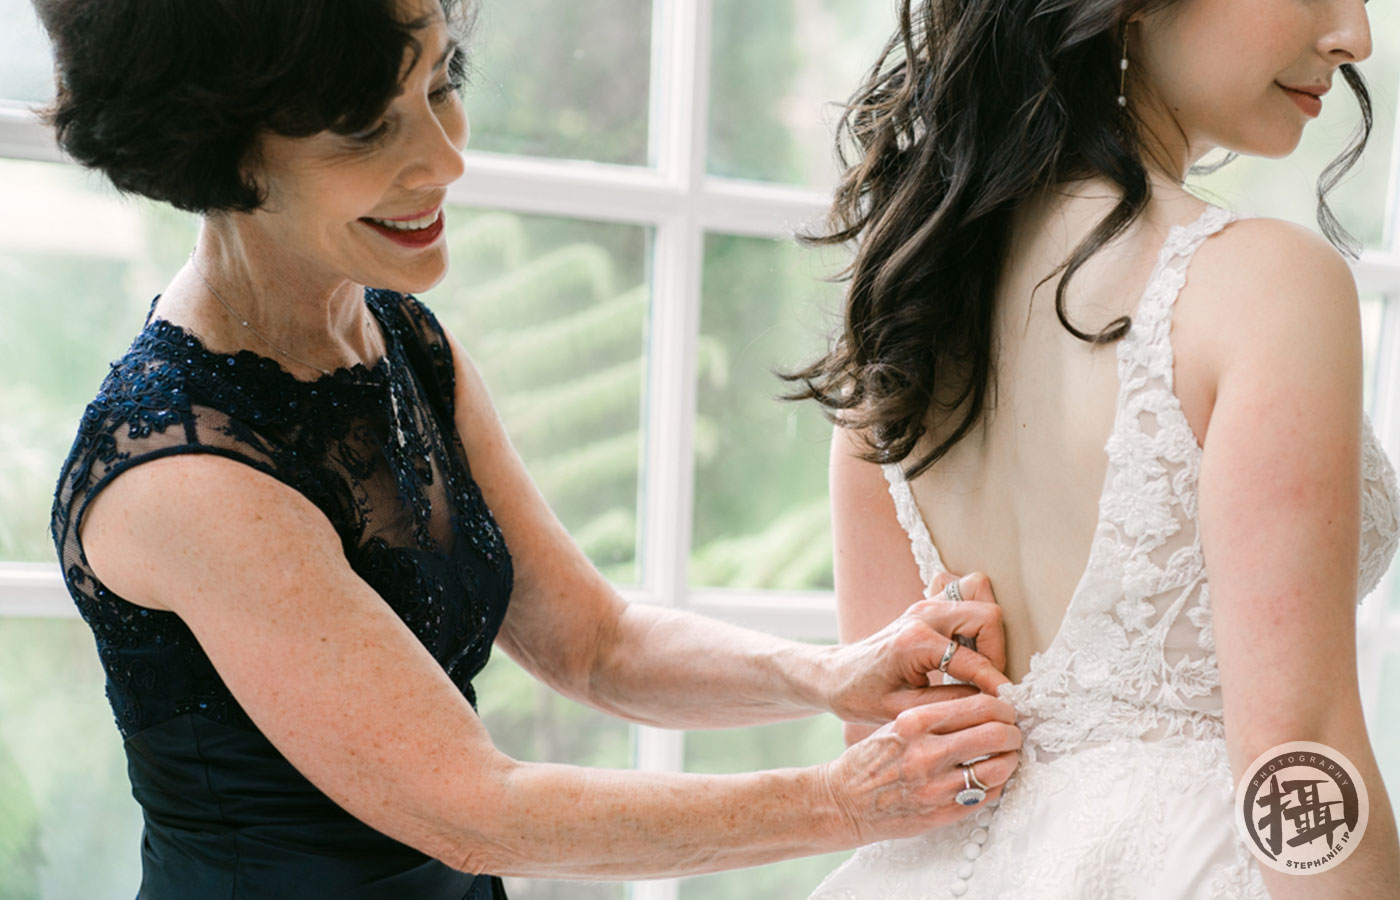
[1117,25,1129,107]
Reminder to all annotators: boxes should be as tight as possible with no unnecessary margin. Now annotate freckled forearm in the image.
[582,603,834,729]
[454,759,854,879]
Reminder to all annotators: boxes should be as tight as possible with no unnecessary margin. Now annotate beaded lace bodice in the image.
[50,289,514,740]
[883,203,1400,767]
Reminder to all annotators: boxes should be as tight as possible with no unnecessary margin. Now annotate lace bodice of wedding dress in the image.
[809,202,1400,900]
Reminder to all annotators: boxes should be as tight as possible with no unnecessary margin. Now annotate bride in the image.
[789,0,1400,896]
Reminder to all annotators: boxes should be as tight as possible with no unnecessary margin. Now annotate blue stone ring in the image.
[956,761,989,806]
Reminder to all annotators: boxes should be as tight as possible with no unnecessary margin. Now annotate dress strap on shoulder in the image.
[1126,203,1240,383]
[880,462,947,591]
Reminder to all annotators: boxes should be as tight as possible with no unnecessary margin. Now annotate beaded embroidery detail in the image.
[50,289,513,738]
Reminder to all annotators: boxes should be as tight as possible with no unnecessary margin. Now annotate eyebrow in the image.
[433,39,459,72]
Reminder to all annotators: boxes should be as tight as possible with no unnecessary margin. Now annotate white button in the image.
[963,842,982,860]
[949,879,968,897]
[970,827,989,845]
[975,810,992,827]
[957,862,975,879]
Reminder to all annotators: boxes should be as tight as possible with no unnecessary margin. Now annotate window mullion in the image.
[630,1,714,897]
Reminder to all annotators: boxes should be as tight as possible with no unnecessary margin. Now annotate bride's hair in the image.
[782,0,1373,479]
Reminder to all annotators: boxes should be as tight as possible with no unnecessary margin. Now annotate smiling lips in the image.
[360,207,445,248]
[1278,82,1327,118]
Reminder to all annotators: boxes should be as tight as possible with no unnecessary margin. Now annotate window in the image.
[2,2,1399,898]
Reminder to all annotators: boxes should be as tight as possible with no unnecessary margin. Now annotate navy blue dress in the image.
[50,289,513,899]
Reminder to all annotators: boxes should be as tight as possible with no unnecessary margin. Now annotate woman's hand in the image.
[820,690,1022,845]
[823,571,1010,726]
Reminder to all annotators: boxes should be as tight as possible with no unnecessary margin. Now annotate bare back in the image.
[904,182,1213,683]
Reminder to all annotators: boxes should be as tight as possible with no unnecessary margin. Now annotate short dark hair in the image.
[33,0,475,214]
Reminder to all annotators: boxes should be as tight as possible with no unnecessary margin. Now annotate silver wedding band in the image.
[944,579,964,604]
[937,636,958,673]
[955,761,988,806]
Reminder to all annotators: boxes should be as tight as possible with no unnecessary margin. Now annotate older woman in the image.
[40,0,1022,897]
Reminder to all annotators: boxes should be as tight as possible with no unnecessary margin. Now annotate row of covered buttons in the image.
[949,793,1001,897]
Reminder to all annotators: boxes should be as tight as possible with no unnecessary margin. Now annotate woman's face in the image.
[1132,0,1371,171]
[239,0,468,295]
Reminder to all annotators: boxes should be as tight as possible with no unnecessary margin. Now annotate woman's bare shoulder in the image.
[1172,212,1362,441]
[80,451,339,613]
[1184,213,1359,324]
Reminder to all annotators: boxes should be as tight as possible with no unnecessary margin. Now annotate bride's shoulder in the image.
[1185,211,1359,317]
[1172,211,1362,438]
[1176,210,1360,353]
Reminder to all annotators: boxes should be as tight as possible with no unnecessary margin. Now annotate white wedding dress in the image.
[809,203,1400,900]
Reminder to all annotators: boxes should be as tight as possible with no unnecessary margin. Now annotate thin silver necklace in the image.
[186,250,407,447]
[187,250,373,378]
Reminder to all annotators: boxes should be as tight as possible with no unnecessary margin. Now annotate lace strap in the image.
[1127,204,1240,388]
[881,463,947,594]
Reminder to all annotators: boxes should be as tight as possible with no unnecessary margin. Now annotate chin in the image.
[372,257,449,296]
[1219,127,1303,162]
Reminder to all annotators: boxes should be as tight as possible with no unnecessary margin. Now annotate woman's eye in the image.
[349,121,391,145]
[431,79,466,102]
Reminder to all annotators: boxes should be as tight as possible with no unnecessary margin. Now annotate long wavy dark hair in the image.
[783,0,1373,479]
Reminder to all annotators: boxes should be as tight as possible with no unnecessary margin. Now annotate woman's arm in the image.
[437,324,1010,731]
[829,425,1006,746]
[1183,217,1400,897]
[78,452,1023,878]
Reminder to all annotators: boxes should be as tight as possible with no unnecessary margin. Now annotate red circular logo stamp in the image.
[1235,741,1369,874]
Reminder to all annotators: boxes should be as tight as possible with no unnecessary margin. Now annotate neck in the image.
[177,215,382,375]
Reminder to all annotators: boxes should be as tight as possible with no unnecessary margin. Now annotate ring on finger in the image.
[936,637,958,673]
[965,760,990,792]
[943,578,964,604]
[955,762,988,806]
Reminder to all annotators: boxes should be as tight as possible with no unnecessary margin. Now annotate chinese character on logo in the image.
[1254,774,1347,855]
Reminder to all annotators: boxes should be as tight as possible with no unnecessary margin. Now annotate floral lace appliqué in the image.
[833,203,1400,899]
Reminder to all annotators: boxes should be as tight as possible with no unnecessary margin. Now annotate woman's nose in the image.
[403,105,467,190]
[1322,0,1373,64]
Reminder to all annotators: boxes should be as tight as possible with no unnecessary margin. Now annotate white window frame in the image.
[3,2,1400,896]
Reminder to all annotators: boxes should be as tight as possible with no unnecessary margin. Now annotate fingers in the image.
[941,638,1013,697]
[903,594,1008,683]
[948,749,1020,796]
[948,572,1006,673]
[894,689,1020,738]
[896,694,1023,794]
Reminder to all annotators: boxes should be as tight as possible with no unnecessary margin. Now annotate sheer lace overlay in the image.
[812,203,1400,899]
[50,290,514,739]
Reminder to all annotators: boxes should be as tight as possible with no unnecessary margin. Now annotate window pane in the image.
[1375,652,1400,811]
[1363,294,1386,415]
[476,651,631,900]
[708,0,894,186]
[465,0,652,166]
[1363,294,1400,614]
[0,160,650,580]
[691,234,842,590]
[680,714,852,900]
[0,617,142,899]
[1190,2,1399,250]
[421,210,651,584]
[0,159,198,564]
[0,0,51,104]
